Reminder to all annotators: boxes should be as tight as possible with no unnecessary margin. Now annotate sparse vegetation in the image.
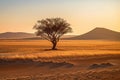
[0,40,120,59]
[0,40,120,80]
[33,18,72,50]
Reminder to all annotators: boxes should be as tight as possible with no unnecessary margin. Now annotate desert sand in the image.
[0,40,120,80]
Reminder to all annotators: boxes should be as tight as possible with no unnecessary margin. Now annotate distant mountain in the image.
[0,28,120,40]
[69,27,120,40]
[23,35,76,40]
[0,32,75,39]
[0,32,35,39]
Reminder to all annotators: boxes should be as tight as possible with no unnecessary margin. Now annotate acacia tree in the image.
[33,18,72,50]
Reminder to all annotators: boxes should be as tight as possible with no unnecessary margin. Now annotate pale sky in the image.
[0,0,120,34]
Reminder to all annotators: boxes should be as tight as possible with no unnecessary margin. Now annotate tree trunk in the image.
[52,41,57,50]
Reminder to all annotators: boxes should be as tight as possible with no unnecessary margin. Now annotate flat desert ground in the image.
[0,40,120,80]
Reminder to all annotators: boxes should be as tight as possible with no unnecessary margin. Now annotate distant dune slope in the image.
[0,32,36,39]
[0,27,120,40]
[69,27,120,40]
[0,32,75,39]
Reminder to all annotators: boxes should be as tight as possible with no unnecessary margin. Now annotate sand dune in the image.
[69,27,120,40]
[1,28,120,40]
[0,54,120,80]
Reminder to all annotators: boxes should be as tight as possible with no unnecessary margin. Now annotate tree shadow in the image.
[43,48,69,51]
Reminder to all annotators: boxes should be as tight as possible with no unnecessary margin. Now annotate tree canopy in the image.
[33,18,72,50]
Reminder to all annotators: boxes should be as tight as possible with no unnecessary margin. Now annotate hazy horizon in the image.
[0,0,120,35]
[0,27,120,35]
